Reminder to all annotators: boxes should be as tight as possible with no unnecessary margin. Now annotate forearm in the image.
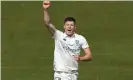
[44,9,50,24]
[44,9,56,34]
[79,55,92,61]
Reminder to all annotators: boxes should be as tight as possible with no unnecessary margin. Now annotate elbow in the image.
[44,20,50,26]
[86,56,92,61]
[89,56,92,61]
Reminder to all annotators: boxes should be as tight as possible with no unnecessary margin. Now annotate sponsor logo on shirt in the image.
[61,41,80,54]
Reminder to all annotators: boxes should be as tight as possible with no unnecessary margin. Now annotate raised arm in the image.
[43,0,57,35]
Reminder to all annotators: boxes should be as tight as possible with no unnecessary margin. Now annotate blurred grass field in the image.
[1,1,133,80]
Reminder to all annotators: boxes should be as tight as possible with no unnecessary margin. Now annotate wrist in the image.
[44,8,48,11]
[79,57,84,61]
[79,57,81,61]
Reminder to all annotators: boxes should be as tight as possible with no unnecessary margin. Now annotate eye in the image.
[71,24,74,26]
[66,24,69,26]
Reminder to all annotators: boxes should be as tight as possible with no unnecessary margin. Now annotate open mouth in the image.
[67,29,72,31]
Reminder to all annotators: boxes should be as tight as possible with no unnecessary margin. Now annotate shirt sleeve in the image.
[81,36,89,49]
[53,30,62,40]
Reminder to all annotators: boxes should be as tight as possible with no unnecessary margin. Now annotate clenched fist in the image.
[43,0,51,10]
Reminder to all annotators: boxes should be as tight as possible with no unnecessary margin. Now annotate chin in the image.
[66,33,73,36]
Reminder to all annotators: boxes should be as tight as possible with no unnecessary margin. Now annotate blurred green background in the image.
[1,1,133,80]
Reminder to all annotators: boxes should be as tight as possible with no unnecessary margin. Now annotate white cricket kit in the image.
[53,30,89,71]
[53,30,89,80]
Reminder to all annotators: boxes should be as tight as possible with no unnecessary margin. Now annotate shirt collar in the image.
[63,32,75,38]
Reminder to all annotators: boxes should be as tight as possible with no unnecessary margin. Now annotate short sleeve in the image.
[81,36,89,49]
[53,30,62,40]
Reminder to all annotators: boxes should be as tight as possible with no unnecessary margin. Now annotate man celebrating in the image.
[43,0,92,80]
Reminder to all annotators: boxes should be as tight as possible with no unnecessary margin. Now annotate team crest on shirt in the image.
[63,38,66,41]
[75,40,79,46]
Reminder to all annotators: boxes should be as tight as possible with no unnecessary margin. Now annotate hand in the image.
[73,55,80,62]
[43,0,51,10]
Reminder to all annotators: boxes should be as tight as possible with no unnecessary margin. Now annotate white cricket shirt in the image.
[53,30,89,72]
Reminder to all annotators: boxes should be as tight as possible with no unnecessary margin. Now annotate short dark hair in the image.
[64,17,76,24]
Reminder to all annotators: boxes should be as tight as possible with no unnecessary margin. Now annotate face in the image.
[64,21,76,36]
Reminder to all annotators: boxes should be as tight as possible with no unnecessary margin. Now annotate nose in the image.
[68,25,71,28]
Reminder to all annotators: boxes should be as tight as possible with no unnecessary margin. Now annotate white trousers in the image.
[54,71,78,80]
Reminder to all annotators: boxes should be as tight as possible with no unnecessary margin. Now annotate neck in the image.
[65,32,75,37]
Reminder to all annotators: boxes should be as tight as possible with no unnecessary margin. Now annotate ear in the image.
[74,25,76,29]
[74,25,76,31]
[64,25,65,29]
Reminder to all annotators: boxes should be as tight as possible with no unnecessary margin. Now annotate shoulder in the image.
[56,30,63,34]
[75,33,86,40]
[53,30,63,39]
[54,29,63,36]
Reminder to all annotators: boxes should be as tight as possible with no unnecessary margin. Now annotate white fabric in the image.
[53,30,89,72]
[54,71,78,80]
